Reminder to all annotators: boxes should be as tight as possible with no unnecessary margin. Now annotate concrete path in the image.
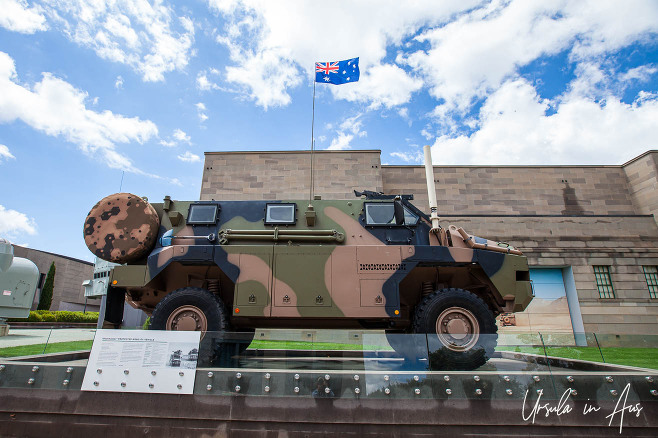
[0,328,96,349]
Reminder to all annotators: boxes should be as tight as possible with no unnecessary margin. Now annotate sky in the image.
[1,0,658,262]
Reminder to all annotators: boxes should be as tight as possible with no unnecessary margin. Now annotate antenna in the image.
[119,171,125,192]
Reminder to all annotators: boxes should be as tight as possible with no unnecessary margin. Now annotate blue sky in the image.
[1,0,657,261]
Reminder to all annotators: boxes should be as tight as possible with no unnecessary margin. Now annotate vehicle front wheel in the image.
[413,288,497,370]
[150,287,229,332]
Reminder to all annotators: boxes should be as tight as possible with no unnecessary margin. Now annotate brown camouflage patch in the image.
[84,192,160,263]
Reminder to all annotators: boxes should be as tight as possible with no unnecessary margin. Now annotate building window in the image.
[593,265,615,299]
[643,266,658,299]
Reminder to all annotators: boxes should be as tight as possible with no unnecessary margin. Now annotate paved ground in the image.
[0,328,96,348]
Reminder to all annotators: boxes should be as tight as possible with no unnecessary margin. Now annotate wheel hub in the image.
[166,305,208,331]
[435,306,480,352]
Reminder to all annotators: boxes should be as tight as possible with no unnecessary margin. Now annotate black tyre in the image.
[413,288,497,371]
[150,287,229,332]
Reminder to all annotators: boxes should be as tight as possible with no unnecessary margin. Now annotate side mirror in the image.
[394,201,405,225]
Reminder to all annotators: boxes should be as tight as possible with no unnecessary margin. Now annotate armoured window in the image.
[365,203,395,225]
[403,206,419,225]
[643,266,658,299]
[593,265,615,299]
[265,203,296,225]
[187,204,219,224]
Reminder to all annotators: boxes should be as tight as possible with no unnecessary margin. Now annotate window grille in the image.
[593,265,615,299]
[642,266,658,299]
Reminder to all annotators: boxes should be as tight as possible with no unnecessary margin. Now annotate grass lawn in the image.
[248,339,390,351]
[0,340,94,358]
[499,346,658,370]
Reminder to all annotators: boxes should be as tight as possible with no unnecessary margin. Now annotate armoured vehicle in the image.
[0,238,39,335]
[83,146,533,369]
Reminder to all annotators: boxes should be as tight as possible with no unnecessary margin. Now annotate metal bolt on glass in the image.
[413,375,419,382]
[354,387,360,394]
[384,375,390,381]
[354,374,360,381]
[325,374,330,381]
[473,375,480,382]
[123,370,129,375]
[571,389,578,396]
[384,388,391,395]
[506,389,513,396]
[536,389,542,394]
[27,378,35,385]
[606,376,613,383]
[236,372,242,379]
[32,366,39,372]
[179,372,184,377]
[63,380,70,386]
[566,376,574,383]
[93,381,99,386]
[650,389,658,397]
[66,367,73,373]
[207,372,214,378]
[610,390,618,396]
[0,365,4,371]
[264,386,270,393]
[235,385,241,392]
[148,383,154,389]
[294,386,300,393]
[444,375,450,382]
[325,387,331,394]
[414,388,421,395]
[475,389,482,395]
[151,371,157,376]
[646,376,654,383]
[294,373,300,380]
[206,384,212,391]
[533,375,540,382]
[503,375,510,382]
[97,369,102,374]
[264,373,271,380]
[177,384,182,389]
[446,389,452,395]
[121,382,126,387]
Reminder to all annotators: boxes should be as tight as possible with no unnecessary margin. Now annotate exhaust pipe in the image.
[423,145,440,233]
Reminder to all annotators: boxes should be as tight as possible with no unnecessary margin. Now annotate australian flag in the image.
[315,57,360,85]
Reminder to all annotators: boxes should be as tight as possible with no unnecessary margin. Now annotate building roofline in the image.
[12,245,94,266]
[205,150,381,155]
[621,150,658,167]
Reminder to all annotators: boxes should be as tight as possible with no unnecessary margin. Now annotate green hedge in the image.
[10,311,99,323]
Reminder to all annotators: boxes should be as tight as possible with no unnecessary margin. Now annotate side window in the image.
[365,203,395,225]
[188,204,219,224]
[403,206,419,225]
[265,203,296,225]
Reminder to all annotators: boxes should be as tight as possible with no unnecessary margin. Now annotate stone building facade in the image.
[12,246,97,312]
[201,150,658,336]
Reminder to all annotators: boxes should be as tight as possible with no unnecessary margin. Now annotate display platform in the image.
[0,328,657,437]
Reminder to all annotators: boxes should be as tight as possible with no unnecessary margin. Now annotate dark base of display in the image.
[1,388,657,437]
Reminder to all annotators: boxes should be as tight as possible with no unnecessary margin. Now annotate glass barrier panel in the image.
[0,327,54,359]
[594,333,658,371]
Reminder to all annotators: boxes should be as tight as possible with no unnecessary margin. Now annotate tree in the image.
[37,262,55,311]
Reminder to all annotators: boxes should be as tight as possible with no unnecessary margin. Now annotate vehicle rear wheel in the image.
[413,288,497,370]
[150,287,228,332]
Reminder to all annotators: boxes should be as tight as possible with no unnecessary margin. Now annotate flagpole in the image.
[309,78,316,204]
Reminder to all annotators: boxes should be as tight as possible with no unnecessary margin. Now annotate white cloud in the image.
[0,51,158,173]
[0,0,47,34]
[209,0,477,108]
[115,75,123,89]
[390,151,422,164]
[431,76,658,165]
[41,0,195,82]
[619,65,658,83]
[402,0,658,118]
[195,102,208,122]
[159,139,176,147]
[177,151,200,163]
[0,144,15,162]
[327,133,353,150]
[0,204,37,237]
[326,114,367,150]
[173,128,191,143]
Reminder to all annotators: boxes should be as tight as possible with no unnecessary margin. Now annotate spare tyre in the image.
[84,192,160,263]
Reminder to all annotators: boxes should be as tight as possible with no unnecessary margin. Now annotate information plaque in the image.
[81,329,201,394]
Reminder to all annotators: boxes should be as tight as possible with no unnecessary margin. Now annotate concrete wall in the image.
[201,150,383,201]
[200,150,658,335]
[11,246,96,312]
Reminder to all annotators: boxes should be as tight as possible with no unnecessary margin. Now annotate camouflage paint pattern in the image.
[85,193,533,327]
[84,193,160,264]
